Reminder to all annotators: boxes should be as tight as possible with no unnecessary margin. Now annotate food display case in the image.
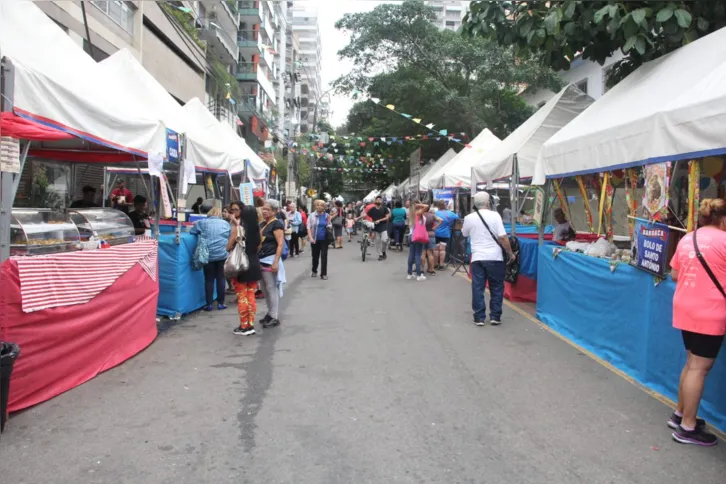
[10,209,81,256]
[68,208,135,246]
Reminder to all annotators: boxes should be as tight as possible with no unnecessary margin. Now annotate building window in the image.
[575,79,588,94]
[445,21,456,29]
[90,1,134,33]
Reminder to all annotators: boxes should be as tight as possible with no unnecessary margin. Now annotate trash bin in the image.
[0,342,21,433]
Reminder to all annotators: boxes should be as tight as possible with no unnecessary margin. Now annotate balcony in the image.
[237,1,261,21]
[199,15,238,65]
[237,29,260,51]
[235,63,276,100]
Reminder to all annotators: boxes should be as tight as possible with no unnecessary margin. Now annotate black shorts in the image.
[682,330,724,359]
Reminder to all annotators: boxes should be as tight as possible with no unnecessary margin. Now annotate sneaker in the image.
[407,274,415,280]
[667,413,706,430]
[204,305,214,312]
[263,318,280,328]
[217,304,228,311]
[311,271,318,277]
[672,425,718,446]
[473,320,486,327]
[378,255,385,261]
[417,274,426,281]
[490,319,502,326]
[382,253,387,260]
[259,314,271,324]
[233,327,256,336]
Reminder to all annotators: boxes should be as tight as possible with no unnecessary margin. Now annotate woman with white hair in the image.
[258,199,285,327]
[462,191,515,326]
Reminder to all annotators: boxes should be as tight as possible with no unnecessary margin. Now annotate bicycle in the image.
[360,222,374,261]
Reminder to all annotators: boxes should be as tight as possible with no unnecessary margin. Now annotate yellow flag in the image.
[385,104,395,110]
[412,118,422,124]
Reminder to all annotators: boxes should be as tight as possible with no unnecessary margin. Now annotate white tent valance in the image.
[472,85,592,188]
[534,27,726,184]
[0,0,165,156]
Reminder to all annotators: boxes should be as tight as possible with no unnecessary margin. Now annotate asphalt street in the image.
[1,237,725,483]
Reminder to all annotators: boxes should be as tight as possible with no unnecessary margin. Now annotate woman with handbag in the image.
[308,199,332,280]
[407,201,430,281]
[226,205,262,336]
[190,205,231,312]
[668,198,726,446]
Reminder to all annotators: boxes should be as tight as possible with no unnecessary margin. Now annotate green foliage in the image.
[463,1,726,87]
[316,120,334,134]
[334,0,560,190]
[160,3,206,50]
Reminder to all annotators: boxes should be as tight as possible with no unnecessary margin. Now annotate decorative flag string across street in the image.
[365,95,474,150]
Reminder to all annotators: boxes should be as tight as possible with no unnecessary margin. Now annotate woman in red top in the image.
[669,198,726,446]
[299,205,309,254]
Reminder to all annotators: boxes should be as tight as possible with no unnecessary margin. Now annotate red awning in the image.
[28,149,140,164]
[0,112,75,141]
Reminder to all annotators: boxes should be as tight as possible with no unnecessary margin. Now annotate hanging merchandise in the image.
[604,175,614,242]
[597,172,609,236]
[624,168,639,239]
[552,179,567,218]
[687,159,701,232]
[575,175,594,233]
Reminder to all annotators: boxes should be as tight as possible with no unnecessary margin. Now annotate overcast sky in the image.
[296,0,394,127]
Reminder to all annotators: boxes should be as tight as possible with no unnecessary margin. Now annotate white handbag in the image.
[224,225,249,278]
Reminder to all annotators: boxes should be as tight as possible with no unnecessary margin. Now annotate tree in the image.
[316,120,334,134]
[462,1,726,87]
[334,0,561,140]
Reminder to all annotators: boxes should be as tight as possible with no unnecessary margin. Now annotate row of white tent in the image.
[379,23,726,198]
[0,0,268,180]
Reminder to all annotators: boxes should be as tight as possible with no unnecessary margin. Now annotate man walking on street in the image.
[364,196,391,260]
[462,191,515,326]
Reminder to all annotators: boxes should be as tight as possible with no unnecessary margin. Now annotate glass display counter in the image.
[10,209,81,256]
[68,208,135,246]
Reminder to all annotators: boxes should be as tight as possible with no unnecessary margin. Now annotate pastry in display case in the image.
[10,209,81,256]
[68,208,135,246]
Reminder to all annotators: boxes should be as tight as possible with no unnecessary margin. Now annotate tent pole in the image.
[511,154,519,237]
[0,54,16,262]
[538,180,552,245]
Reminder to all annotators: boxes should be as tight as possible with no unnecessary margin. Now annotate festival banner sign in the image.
[432,188,456,210]
[632,221,670,278]
[533,187,545,228]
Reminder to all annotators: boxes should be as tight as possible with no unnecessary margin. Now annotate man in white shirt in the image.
[462,191,515,326]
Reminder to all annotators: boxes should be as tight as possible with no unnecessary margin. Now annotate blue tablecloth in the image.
[517,237,557,280]
[504,223,553,235]
[537,246,726,433]
[157,231,207,317]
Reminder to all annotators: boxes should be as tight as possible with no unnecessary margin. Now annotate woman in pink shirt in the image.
[669,198,726,446]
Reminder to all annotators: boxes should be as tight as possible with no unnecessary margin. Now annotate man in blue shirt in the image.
[434,200,459,268]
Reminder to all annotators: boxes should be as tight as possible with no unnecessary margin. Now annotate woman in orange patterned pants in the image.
[232,281,258,334]
[226,205,263,336]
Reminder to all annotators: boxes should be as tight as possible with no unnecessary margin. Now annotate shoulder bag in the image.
[693,228,726,298]
[224,225,249,278]
[474,209,508,262]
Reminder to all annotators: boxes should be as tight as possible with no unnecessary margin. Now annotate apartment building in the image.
[523,52,625,108]
[291,4,323,134]
[283,1,301,139]
[38,1,208,103]
[427,0,469,31]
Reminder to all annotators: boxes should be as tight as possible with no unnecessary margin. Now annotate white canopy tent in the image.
[182,98,267,179]
[363,189,380,202]
[220,122,268,180]
[418,148,457,191]
[471,85,593,188]
[431,130,501,189]
[534,27,726,184]
[381,183,396,200]
[0,0,165,156]
[98,50,229,173]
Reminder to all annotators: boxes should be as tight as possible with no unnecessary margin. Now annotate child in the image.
[346,213,355,242]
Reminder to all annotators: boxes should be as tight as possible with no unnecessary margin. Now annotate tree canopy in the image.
[462,1,726,86]
[333,0,561,190]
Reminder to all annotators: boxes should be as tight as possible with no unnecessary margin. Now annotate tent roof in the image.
[434,129,502,188]
[472,85,593,185]
[182,98,266,177]
[363,189,380,202]
[98,50,232,172]
[419,148,457,190]
[0,0,164,156]
[381,183,396,198]
[535,27,726,183]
